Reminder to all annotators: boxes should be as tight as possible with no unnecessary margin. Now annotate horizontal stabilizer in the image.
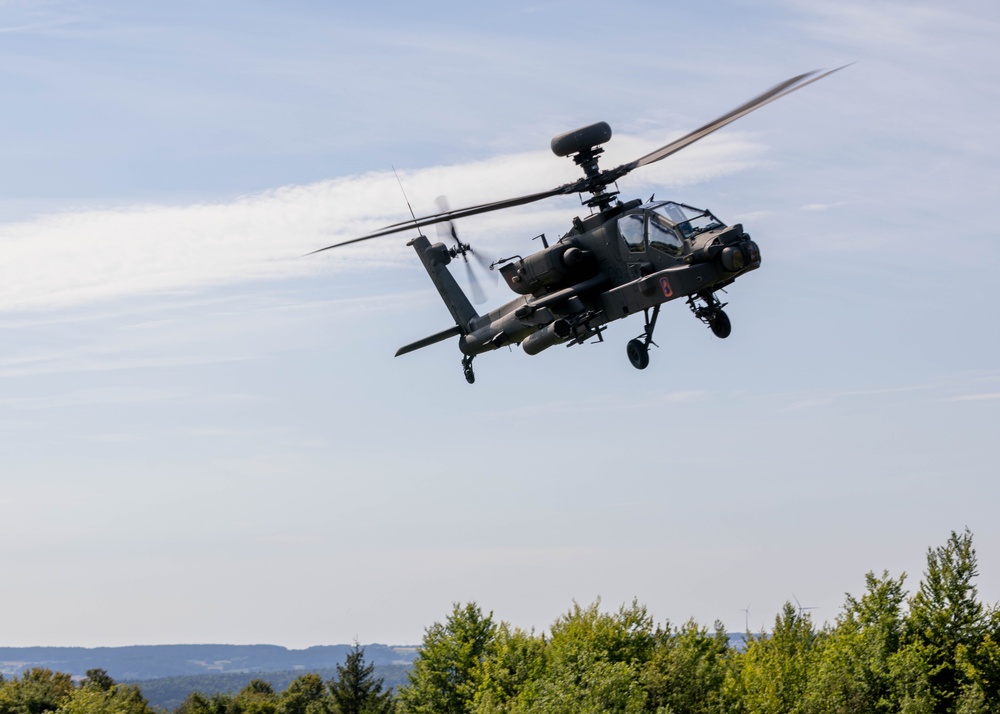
[395,325,463,357]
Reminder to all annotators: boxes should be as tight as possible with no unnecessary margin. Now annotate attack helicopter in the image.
[312,67,845,383]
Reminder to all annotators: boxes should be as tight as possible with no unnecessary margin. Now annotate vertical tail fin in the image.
[408,235,479,331]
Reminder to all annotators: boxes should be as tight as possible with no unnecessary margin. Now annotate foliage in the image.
[398,603,496,714]
[737,603,820,714]
[642,619,735,714]
[469,624,546,714]
[56,683,153,714]
[230,680,278,714]
[509,599,655,714]
[175,692,233,714]
[135,667,412,711]
[328,645,394,714]
[0,668,75,714]
[274,675,328,714]
[899,529,990,712]
[804,570,907,713]
[169,648,397,714]
[7,530,1000,714]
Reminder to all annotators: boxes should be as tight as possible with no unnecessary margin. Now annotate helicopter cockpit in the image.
[617,201,724,256]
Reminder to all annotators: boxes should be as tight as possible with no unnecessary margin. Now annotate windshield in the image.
[618,213,646,252]
[654,202,723,239]
[647,213,683,255]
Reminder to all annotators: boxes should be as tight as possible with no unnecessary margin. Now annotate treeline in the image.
[2,529,998,713]
[398,529,999,714]
[133,666,411,711]
[0,645,394,714]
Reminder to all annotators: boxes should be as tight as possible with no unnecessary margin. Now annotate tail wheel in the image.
[626,339,650,370]
[462,354,476,384]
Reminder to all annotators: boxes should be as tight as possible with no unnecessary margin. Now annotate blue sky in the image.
[0,0,998,647]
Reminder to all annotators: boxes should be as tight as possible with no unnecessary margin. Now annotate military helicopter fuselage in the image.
[313,67,844,383]
[412,195,758,362]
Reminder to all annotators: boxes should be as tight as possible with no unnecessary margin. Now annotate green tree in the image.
[232,680,278,714]
[901,529,989,713]
[642,619,734,714]
[528,654,645,714]
[738,603,819,714]
[278,674,330,714]
[398,602,496,714]
[81,671,116,694]
[56,683,153,714]
[175,692,234,714]
[804,570,907,714]
[547,600,655,669]
[470,624,547,714]
[514,599,654,714]
[329,644,394,714]
[0,669,74,714]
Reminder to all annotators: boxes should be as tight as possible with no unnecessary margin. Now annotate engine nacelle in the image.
[500,242,598,296]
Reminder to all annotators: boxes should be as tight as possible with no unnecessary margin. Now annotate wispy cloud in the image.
[786,1,1000,55]
[0,386,179,410]
[800,202,848,212]
[778,372,1000,411]
[948,393,1000,402]
[0,132,761,313]
[487,389,714,420]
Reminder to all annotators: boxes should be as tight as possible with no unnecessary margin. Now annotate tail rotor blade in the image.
[470,246,499,290]
[465,259,488,304]
[435,196,461,252]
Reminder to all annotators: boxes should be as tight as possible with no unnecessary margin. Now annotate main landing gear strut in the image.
[687,291,732,339]
[625,292,732,370]
[626,305,660,370]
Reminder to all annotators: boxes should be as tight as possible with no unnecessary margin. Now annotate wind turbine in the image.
[792,593,817,618]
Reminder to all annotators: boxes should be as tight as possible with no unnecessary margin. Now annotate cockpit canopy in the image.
[617,201,724,255]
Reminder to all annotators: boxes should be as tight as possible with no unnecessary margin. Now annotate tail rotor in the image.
[435,196,496,305]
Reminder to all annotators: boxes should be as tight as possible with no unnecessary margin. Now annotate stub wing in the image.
[395,325,463,357]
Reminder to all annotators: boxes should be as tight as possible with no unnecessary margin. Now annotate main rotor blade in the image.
[434,195,461,247]
[307,186,566,255]
[308,66,848,257]
[623,65,850,172]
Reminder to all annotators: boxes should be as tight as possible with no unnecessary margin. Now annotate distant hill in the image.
[0,644,417,681]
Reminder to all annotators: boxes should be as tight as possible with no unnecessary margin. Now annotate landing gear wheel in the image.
[462,355,476,384]
[709,310,731,339]
[626,339,650,370]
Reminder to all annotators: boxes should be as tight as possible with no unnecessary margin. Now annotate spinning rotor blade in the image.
[623,65,850,171]
[434,195,461,245]
[308,187,565,255]
[308,66,847,256]
[469,243,497,278]
[463,259,488,305]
